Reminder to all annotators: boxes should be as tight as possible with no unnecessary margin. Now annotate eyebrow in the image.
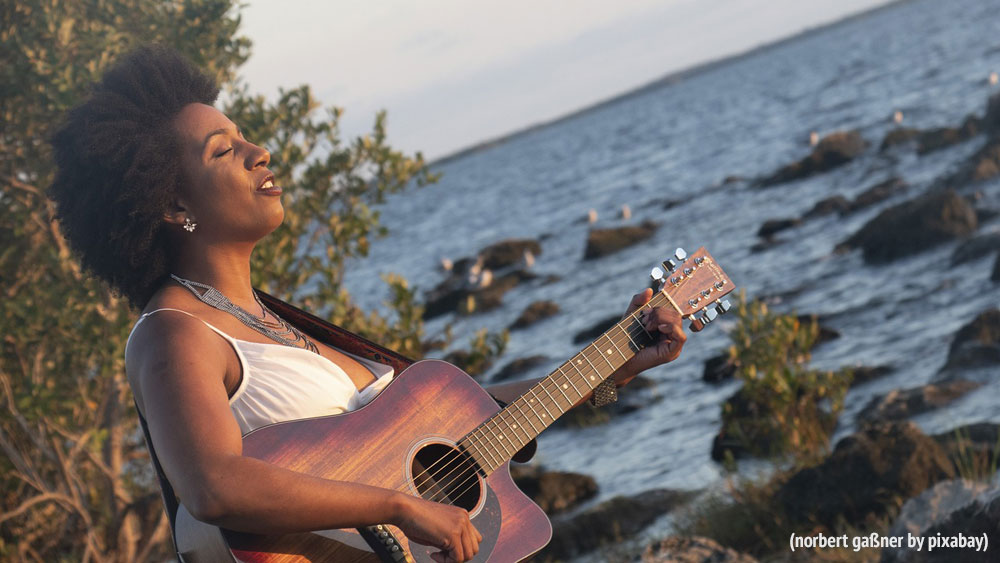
[202,126,244,147]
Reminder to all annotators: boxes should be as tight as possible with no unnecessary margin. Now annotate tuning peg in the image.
[689,306,720,332]
[714,299,732,315]
[663,248,688,272]
[650,267,664,282]
[703,308,718,323]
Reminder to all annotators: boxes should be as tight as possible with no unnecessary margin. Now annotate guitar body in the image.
[175,360,552,562]
[173,247,735,562]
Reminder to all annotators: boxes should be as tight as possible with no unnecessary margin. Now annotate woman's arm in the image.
[127,311,481,562]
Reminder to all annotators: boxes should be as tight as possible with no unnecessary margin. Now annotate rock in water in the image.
[882,481,1000,563]
[915,116,981,155]
[509,465,597,515]
[857,380,983,423]
[983,92,1000,135]
[758,130,867,187]
[938,308,1000,375]
[583,221,659,260]
[478,238,542,270]
[572,314,623,345]
[881,127,921,151]
[702,352,737,383]
[539,489,696,561]
[510,300,560,329]
[848,177,908,212]
[935,138,1000,188]
[639,536,758,563]
[847,365,894,387]
[776,422,954,529]
[836,190,977,263]
[490,355,549,382]
[950,230,1000,266]
[804,195,852,218]
[756,218,802,238]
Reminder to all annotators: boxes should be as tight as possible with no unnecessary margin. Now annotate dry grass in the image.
[673,469,897,563]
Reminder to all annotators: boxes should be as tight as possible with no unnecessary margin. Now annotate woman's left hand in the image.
[612,288,687,387]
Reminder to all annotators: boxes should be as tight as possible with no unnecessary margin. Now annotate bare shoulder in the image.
[126,305,234,414]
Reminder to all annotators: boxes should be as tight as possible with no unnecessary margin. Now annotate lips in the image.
[257,174,282,195]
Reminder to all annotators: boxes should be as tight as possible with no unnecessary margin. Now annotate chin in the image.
[264,206,285,234]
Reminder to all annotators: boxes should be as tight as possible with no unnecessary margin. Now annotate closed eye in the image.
[214,147,233,158]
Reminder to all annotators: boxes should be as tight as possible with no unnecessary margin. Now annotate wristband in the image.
[589,378,618,407]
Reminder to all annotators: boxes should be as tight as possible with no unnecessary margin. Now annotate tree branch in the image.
[0,492,82,526]
[0,173,42,196]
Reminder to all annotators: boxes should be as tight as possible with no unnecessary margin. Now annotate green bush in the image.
[717,292,852,462]
[0,1,504,558]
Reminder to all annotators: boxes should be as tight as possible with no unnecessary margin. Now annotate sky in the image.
[239,0,898,160]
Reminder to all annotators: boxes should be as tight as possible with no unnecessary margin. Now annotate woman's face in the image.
[171,103,284,243]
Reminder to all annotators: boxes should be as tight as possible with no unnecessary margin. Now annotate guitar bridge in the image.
[359,524,412,563]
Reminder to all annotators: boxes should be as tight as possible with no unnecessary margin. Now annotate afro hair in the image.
[49,45,219,308]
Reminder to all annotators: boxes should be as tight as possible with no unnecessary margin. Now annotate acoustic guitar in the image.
[175,247,735,562]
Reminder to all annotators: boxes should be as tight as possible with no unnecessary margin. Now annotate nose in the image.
[244,140,270,169]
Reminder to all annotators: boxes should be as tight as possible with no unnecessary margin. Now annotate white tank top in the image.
[127,308,394,435]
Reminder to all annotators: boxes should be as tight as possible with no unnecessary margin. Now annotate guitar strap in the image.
[134,290,536,555]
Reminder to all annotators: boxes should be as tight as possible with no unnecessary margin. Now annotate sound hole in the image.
[411,443,482,511]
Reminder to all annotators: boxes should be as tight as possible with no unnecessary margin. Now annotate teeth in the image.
[261,180,273,189]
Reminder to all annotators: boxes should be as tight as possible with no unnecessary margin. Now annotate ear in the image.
[163,199,192,227]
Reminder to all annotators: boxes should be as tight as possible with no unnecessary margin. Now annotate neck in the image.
[460,291,674,475]
[171,240,257,308]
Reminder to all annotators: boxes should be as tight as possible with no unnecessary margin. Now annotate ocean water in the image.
[343,0,1000,548]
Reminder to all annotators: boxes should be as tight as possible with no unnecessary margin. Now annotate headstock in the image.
[650,247,735,332]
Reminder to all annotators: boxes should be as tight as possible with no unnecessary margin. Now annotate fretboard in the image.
[459,291,676,474]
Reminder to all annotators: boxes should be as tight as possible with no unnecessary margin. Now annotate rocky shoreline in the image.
[420,94,1000,561]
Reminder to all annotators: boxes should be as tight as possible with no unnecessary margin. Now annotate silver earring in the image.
[183,217,197,233]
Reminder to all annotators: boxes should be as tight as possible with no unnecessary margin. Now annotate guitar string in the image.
[414,312,657,505]
[406,306,654,496]
[406,299,669,502]
[435,282,728,506]
[404,295,670,494]
[423,318,656,506]
[411,280,717,505]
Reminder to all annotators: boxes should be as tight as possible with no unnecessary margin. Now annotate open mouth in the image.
[257,176,282,195]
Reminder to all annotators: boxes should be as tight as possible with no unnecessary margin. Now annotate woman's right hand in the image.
[392,493,482,563]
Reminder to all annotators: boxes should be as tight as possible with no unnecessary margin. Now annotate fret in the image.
[514,397,542,435]
[622,318,644,351]
[597,336,617,370]
[528,388,556,423]
[558,365,584,397]
[570,360,597,391]
[549,372,574,405]
[464,440,494,472]
[454,247,734,479]
[634,311,654,341]
[537,381,565,416]
[481,420,512,461]
[607,331,627,362]
[569,354,597,389]
[502,409,532,446]
[473,434,502,469]
[492,418,520,458]
[581,350,604,384]
[505,420,532,450]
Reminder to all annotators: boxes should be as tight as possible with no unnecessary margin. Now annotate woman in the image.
[49,46,686,563]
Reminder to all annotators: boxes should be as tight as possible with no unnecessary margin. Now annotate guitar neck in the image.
[459,291,677,474]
